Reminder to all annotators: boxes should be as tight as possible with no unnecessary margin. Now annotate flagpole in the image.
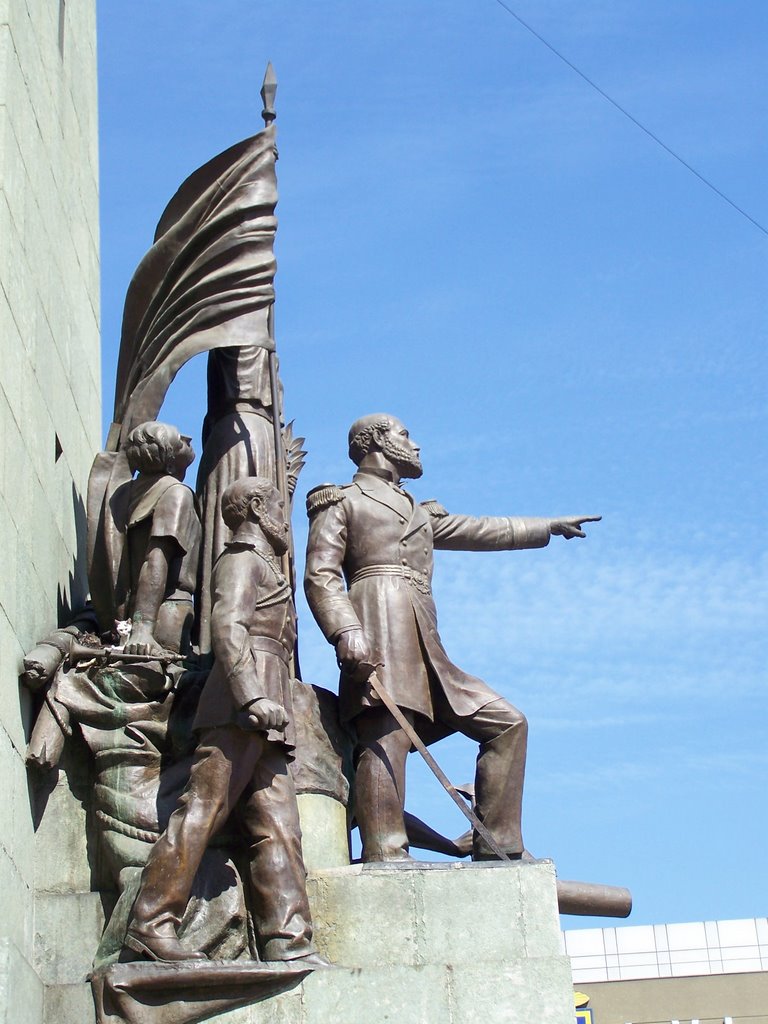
[260,63,290,564]
[261,64,302,680]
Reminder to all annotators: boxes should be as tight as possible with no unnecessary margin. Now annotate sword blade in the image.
[366,671,511,863]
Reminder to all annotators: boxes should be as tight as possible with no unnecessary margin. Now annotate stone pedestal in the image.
[45,859,574,1024]
[295,794,350,871]
[288,859,574,1024]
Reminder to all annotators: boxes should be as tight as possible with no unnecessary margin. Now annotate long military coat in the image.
[195,522,296,749]
[304,469,551,730]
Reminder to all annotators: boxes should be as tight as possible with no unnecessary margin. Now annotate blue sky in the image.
[97,2,767,929]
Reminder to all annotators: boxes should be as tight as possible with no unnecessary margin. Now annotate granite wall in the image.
[0,1,99,1021]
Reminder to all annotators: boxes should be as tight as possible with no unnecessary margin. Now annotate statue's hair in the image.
[125,421,183,475]
[220,476,280,531]
[347,414,393,465]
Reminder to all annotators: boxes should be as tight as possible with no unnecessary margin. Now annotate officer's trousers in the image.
[354,695,527,862]
[130,725,315,960]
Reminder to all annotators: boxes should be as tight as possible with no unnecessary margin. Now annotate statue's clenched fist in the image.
[335,627,376,680]
[245,698,288,732]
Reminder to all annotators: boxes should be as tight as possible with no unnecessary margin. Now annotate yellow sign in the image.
[574,991,594,1022]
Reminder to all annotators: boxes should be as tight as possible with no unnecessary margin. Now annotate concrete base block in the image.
[34,891,106,985]
[448,956,575,1024]
[44,983,96,1023]
[295,965,452,1024]
[292,860,573,1024]
[32,754,95,895]
[296,794,350,872]
[0,938,44,1024]
[307,859,564,969]
[247,960,574,1024]
[29,861,573,1023]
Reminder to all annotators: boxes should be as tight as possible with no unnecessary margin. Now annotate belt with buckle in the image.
[350,564,431,595]
[246,634,291,664]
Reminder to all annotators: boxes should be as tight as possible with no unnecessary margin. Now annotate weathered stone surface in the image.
[418,860,528,963]
[306,859,561,969]
[519,856,564,956]
[0,841,33,955]
[296,794,350,872]
[0,3,100,1022]
[307,864,420,969]
[0,938,44,1024]
[200,953,573,1024]
[33,892,106,986]
[32,745,95,895]
[0,716,35,882]
[300,965,451,1024]
[449,956,574,1023]
[43,983,96,1024]
[43,860,572,1024]
[212,861,574,1024]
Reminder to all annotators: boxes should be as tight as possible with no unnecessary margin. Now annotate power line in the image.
[491,0,768,238]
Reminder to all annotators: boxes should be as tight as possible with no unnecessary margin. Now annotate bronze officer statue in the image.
[304,414,600,864]
[126,477,325,967]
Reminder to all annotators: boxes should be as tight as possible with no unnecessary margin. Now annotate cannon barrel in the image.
[557,879,632,918]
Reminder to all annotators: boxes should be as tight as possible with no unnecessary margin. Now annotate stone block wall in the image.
[0,1,99,1021]
[90,861,574,1024]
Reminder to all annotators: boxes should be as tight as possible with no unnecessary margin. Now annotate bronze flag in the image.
[89,126,279,632]
[112,125,279,447]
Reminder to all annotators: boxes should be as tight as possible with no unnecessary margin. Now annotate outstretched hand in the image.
[549,515,602,539]
[246,698,288,732]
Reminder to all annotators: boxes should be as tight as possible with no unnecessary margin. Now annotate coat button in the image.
[399,518,405,524]
[401,558,408,565]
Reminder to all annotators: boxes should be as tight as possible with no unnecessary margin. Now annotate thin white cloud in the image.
[531,745,768,796]
[531,758,664,794]
[296,539,767,711]
[536,712,663,731]
[428,546,767,716]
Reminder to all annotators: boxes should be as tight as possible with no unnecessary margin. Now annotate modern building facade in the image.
[564,917,768,1024]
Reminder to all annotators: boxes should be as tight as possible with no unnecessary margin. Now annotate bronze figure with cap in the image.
[126,476,325,968]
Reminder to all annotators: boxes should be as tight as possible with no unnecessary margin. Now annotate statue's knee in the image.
[490,706,527,745]
[180,786,229,832]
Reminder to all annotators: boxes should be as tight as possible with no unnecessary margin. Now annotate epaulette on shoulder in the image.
[306,483,347,517]
[420,498,449,518]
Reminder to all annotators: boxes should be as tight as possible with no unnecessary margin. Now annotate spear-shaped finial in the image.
[261,62,277,126]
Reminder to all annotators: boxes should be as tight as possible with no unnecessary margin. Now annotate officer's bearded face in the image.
[379,423,423,480]
[258,492,290,555]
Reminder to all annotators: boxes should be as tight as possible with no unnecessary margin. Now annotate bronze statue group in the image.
[116,410,597,965]
[22,116,598,983]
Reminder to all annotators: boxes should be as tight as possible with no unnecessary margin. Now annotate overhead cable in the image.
[491,0,768,237]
